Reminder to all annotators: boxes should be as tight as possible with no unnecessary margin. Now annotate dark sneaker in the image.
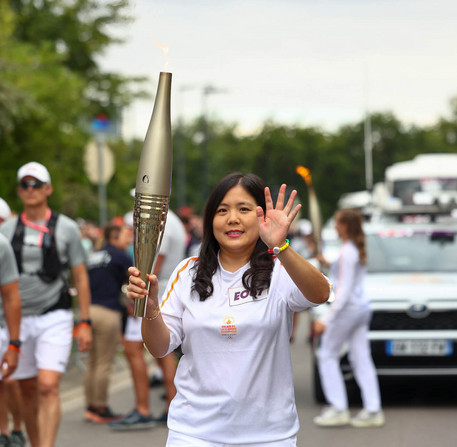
[149,375,163,388]
[0,434,9,447]
[152,412,168,425]
[109,409,156,431]
[84,406,123,424]
[9,431,26,447]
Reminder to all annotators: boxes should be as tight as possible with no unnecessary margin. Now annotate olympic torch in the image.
[133,72,173,317]
[296,166,323,256]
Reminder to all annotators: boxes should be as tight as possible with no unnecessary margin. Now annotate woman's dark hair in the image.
[192,173,274,301]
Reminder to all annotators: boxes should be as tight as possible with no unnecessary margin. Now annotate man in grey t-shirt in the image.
[0,162,92,447]
[0,232,22,445]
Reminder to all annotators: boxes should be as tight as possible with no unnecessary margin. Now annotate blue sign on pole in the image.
[91,114,111,132]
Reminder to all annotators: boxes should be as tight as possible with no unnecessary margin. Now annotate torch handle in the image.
[133,192,169,317]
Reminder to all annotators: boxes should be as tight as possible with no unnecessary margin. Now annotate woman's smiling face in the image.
[212,185,260,257]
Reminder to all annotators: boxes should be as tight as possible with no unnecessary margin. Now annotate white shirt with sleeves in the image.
[323,240,368,325]
[157,255,319,444]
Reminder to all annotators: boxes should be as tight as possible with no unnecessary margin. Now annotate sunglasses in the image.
[19,179,45,189]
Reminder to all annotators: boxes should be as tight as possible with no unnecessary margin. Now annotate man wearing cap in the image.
[0,162,92,447]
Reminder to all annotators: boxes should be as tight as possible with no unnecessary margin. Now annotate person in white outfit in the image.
[313,208,384,428]
[127,173,331,446]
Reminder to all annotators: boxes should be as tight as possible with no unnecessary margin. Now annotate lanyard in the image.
[20,208,52,247]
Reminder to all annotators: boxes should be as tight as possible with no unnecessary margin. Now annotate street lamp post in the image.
[200,85,228,201]
[176,85,196,208]
[88,114,114,227]
[96,132,108,226]
[364,112,373,192]
[363,65,374,192]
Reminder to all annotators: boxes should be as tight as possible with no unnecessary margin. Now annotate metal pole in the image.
[363,64,373,191]
[200,85,228,203]
[176,122,187,208]
[201,88,209,202]
[176,85,195,208]
[96,132,107,226]
[364,113,373,191]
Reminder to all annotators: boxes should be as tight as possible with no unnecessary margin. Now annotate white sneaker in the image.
[350,409,385,427]
[313,406,350,427]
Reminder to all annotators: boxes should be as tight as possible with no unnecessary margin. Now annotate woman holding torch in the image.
[126,172,330,446]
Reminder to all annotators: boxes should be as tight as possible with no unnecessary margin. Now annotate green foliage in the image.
[0,0,147,219]
[168,105,457,223]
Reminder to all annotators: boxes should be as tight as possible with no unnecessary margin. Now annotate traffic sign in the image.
[83,139,115,185]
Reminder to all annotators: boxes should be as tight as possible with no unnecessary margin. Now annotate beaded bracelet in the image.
[268,239,290,255]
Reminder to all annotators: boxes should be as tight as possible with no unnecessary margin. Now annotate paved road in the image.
[57,313,457,446]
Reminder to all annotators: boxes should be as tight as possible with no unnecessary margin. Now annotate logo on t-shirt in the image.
[228,286,268,306]
[221,316,237,339]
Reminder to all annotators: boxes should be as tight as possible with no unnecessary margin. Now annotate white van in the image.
[385,154,457,207]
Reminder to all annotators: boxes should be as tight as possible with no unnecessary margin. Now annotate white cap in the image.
[17,162,51,184]
[0,198,11,221]
[123,211,133,228]
[298,219,313,236]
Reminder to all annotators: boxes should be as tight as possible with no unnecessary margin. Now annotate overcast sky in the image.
[100,0,457,139]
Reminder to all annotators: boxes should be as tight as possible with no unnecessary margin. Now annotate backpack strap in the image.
[38,210,64,283]
[11,210,64,282]
[11,216,25,274]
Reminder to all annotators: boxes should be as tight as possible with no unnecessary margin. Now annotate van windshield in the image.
[367,229,457,273]
[393,178,457,205]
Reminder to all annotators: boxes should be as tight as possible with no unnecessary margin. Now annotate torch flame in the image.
[154,40,170,71]
[296,165,312,186]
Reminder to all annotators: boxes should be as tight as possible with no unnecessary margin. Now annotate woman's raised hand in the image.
[257,184,301,249]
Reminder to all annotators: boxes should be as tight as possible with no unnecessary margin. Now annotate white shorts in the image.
[0,326,11,380]
[10,310,74,380]
[123,315,143,342]
[166,430,297,447]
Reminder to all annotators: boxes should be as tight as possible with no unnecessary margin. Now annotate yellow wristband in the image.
[268,239,290,255]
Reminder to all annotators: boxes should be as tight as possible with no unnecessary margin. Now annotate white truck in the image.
[384,153,457,208]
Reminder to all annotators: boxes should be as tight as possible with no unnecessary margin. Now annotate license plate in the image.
[386,340,453,356]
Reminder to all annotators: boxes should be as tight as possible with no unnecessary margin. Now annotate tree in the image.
[0,0,147,218]
[9,0,147,121]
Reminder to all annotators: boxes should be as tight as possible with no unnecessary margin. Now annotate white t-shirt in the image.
[158,210,187,294]
[0,232,19,325]
[158,256,319,444]
[323,240,368,325]
[0,232,18,287]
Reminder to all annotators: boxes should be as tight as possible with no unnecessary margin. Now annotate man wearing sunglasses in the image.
[0,162,92,447]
